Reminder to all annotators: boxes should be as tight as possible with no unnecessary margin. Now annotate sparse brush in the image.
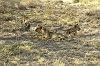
[0,6,11,13]
[85,9,100,22]
[18,5,27,10]
[79,0,100,4]
[23,22,31,31]
[73,0,79,3]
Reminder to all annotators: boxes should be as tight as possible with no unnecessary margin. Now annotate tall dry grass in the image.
[79,0,100,4]
[0,0,100,8]
[0,0,42,9]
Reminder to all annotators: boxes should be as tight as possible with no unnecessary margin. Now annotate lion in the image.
[34,25,50,40]
[66,24,81,39]
[34,25,65,40]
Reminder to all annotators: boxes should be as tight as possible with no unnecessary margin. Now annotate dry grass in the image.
[79,0,100,4]
[0,0,100,66]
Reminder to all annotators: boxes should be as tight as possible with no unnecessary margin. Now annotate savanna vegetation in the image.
[0,0,100,66]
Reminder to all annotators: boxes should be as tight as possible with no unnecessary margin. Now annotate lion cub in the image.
[34,25,64,40]
[34,25,50,40]
[66,24,81,39]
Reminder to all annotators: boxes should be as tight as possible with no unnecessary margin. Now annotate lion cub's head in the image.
[35,25,49,34]
[35,25,42,33]
[66,24,81,35]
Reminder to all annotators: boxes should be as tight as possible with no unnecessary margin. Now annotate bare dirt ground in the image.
[0,0,100,66]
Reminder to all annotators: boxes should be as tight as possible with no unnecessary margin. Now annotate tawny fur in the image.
[66,24,81,39]
[34,25,64,40]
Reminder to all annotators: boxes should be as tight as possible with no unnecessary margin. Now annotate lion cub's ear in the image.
[74,24,78,27]
[74,24,80,31]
